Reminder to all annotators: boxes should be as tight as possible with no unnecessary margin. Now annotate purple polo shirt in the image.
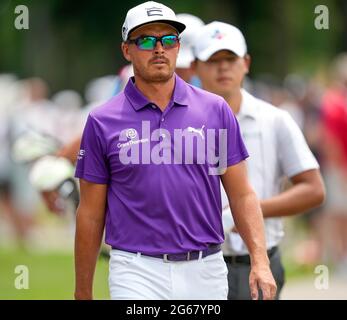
[75,74,248,255]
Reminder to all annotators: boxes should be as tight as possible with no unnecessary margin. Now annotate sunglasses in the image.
[127,35,180,51]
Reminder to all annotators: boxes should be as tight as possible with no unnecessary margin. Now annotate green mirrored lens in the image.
[138,37,156,50]
[162,36,178,48]
[134,35,178,50]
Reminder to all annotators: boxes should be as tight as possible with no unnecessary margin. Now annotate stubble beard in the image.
[134,62,175,84]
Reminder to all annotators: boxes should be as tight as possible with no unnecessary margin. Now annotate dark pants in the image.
[225,247,285,300]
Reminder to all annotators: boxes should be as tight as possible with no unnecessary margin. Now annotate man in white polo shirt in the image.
[192,21,325,299]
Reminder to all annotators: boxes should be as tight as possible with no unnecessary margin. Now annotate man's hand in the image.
[41,190,65,215]
[249,263,277,300]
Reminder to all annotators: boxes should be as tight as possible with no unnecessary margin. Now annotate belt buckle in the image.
[163,252,191,262]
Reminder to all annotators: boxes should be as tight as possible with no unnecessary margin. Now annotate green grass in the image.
[0,247,109,300]
[0,246,319,300]
[283,258,322,280]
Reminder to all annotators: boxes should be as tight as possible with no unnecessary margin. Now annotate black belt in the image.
[223,246,278,265]
[112,244,221,262]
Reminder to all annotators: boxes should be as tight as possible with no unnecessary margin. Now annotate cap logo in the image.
[146,6,163,17]
[212,29,225,40]
[122,26,128,38]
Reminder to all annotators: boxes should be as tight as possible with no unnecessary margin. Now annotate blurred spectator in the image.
[37,73,121,214]
[279,74,307,130]
[51,90,84,144]
[284,77,327,265]
[0,75,36,246]
[176,13,204,85]
[320,53,347,271]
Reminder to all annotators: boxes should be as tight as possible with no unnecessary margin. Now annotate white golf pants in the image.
[109,249,228,300]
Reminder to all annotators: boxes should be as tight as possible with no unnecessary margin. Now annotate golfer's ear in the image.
[121,42,131,62]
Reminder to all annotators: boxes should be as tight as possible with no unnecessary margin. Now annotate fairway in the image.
[0,248,109,300]
[1,246,342,300]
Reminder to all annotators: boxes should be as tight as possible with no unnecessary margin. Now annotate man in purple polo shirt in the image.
[74,1,276,300]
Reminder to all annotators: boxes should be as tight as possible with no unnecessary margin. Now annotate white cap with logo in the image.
[193,21,247,61]
[176,14,205,68]
[122,1,186,41]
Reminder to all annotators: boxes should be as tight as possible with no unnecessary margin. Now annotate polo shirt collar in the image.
[238,89,258,120]
[124,73,188,111]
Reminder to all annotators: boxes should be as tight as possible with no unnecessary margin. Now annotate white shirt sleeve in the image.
[276,110,319,178]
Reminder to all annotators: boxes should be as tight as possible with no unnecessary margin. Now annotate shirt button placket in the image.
[159,116,165,128]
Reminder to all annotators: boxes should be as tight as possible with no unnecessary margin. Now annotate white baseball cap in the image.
[122,1,186,41]
[193,21,247,61]
[176,14,205,68]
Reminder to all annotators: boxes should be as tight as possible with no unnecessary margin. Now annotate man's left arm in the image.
[261,111,325,218]
[221,161,277,300]
[261,169,325,218]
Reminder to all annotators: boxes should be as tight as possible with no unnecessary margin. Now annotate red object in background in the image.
[321,88,347,170]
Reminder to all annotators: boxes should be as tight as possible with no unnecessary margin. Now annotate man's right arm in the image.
[74,179,107,300]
